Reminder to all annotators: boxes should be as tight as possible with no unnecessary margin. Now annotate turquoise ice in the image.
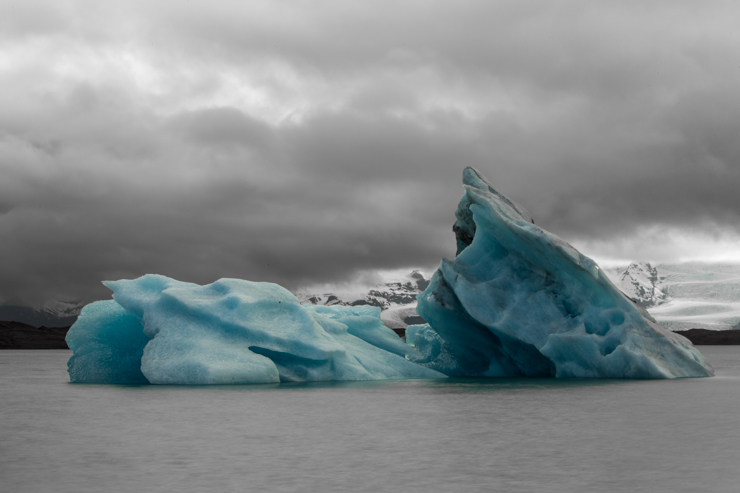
[412,167,714,379]
[66,167,713,383]
[66,275,443,384]
[66,300,149,384]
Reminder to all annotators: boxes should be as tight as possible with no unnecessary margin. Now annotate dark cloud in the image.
[1,1,740,307]
[167,107,274,150]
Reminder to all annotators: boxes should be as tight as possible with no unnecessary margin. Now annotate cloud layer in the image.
[2,0,740,306]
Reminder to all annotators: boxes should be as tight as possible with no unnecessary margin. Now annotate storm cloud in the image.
[1,0,739,306]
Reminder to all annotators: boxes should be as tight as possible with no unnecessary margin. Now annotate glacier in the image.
[66,275,444,384]
[412,167,713,379]
[604,262,740,331]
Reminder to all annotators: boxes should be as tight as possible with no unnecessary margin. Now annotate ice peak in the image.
[455,167,534,255]
[414,168,712,379]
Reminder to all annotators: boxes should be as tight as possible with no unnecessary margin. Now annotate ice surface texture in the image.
[66,276,443,384]
[66,300,149,384]
[413,167,714,379]
[66,167,712,383]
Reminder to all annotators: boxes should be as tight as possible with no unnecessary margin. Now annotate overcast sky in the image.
[2,0,740,307]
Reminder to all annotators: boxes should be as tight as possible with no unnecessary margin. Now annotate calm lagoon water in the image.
[1,347,739,493]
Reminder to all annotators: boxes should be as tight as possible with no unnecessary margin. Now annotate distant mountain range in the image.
[297,262,740,332]
[603,262,740,331]
[296,270,430,330]
[3,263,739,332]
[296,270,430,308]
[0,271,433,329]
[0,300,83,328]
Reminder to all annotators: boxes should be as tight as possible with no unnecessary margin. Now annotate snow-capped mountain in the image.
[605,262,740,330]
[606,262,667,307]
[296,270,430,330]
[5,263,737,332]
[0,300,84,327]
[296,270,429,308]
[300,263,740,332]
[3,271,433,329]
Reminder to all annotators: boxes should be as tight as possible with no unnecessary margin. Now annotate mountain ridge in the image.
[4,263,739,332]
[0,300,83,328]
[295,270,429,309]
[604,262,740,330]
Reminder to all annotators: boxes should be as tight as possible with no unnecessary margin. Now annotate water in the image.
[1,348,739,493]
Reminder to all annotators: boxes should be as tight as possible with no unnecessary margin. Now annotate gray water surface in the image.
[1,347,739,493]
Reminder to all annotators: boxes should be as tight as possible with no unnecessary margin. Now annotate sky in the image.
[1,0,740,307]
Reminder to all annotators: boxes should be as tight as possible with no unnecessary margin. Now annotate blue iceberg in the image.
[66,167,713,383]
[66,275,444,384]
[412,167,713,379]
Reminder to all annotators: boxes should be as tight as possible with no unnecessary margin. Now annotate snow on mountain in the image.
[5,263,737,332]
[296,270,430,329]
[604,262,666,307]
[301,263,740,332]
[605,262,740,330]
[647,263,740,331]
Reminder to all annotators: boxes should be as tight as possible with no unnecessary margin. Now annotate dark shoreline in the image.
[2,321,739,349]
[673,328,740,345]
[1,321,70,349]
[392,327,740,346]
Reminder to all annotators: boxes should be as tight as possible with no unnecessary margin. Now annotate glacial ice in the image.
[66,275,444,384]
[66,300,149,384]
[66,167,713,383]
[412,167,714,379]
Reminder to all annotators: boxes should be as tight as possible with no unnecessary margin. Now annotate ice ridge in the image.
[66,275,444,384]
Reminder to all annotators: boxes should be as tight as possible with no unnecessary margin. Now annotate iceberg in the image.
[65,167,713,383]
[66,275,443,384]
[412,167,713,379]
